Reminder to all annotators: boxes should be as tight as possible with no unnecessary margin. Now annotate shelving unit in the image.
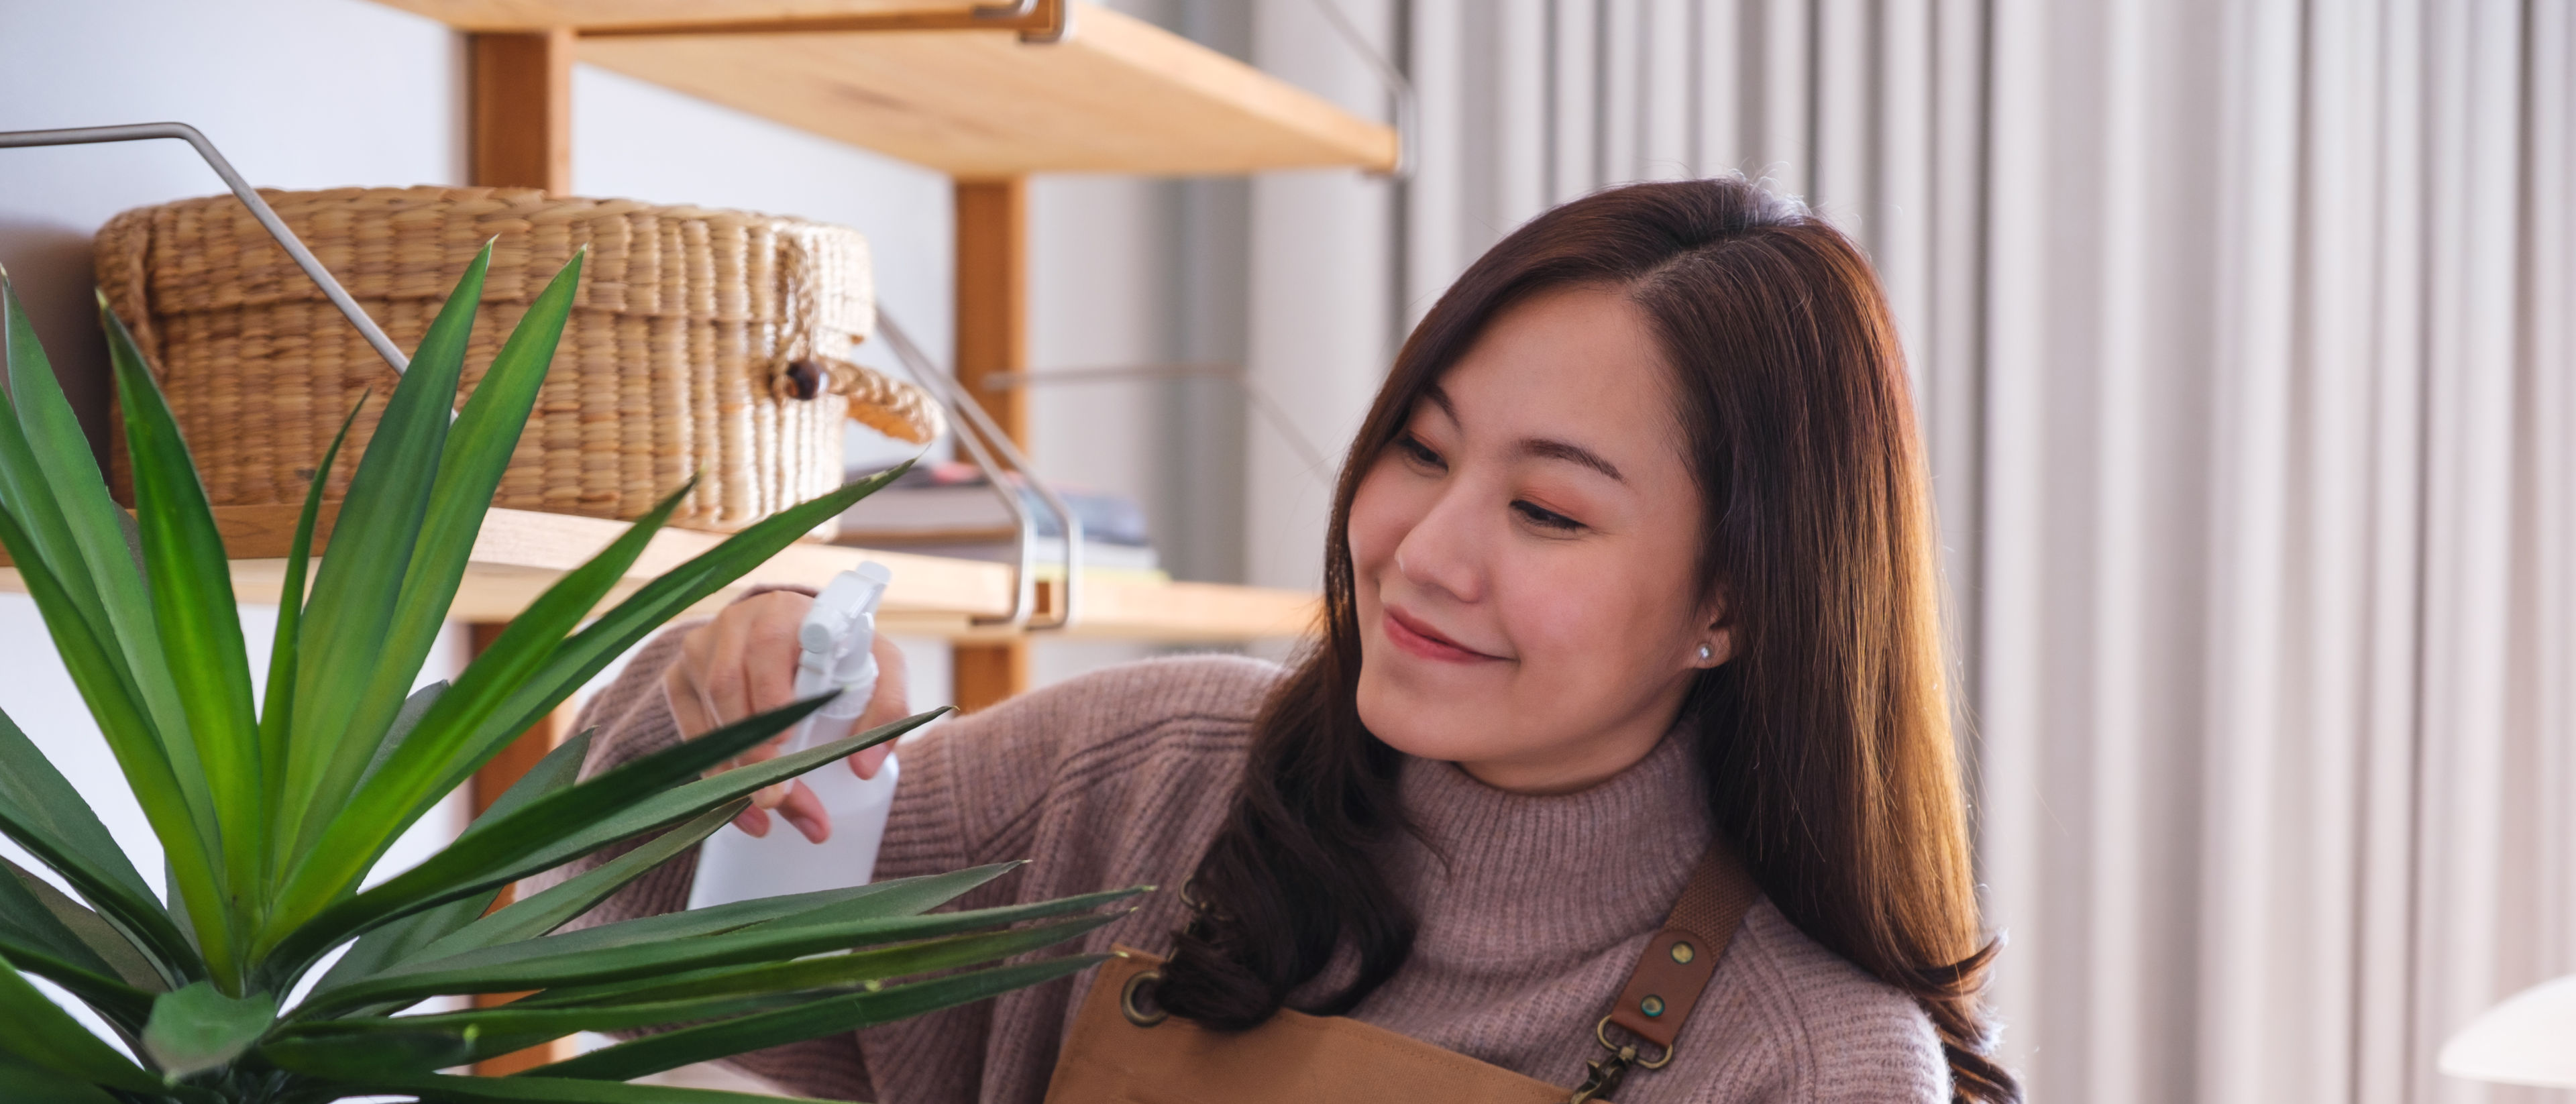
[0,503,1316,639]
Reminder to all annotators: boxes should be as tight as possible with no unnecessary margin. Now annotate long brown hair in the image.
[1156,178,2013,1101]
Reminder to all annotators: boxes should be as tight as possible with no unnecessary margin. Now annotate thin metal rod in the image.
[0,122,410,374]
[1304,0,1415,180]
[875,313,1083,631]
[981,363,1339,488]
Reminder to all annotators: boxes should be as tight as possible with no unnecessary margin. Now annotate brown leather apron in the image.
[1040,846,1758,1104]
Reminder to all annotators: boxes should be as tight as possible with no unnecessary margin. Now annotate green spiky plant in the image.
[0,247,1134,1103]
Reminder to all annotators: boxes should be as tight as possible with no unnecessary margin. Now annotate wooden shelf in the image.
[377,0,1397,178]
[0,505,1315,642]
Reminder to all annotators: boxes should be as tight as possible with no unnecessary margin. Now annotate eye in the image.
[1512,500,1585,533]
[1395,433,1446,471]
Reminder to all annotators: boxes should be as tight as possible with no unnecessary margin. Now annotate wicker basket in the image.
[95,186,943,532]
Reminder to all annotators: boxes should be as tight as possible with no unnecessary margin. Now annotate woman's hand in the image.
[662,590,910,843]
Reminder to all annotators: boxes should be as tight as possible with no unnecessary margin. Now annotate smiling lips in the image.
[1383,606,1506,663]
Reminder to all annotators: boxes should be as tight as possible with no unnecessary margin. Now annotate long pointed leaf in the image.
[268,693,857,973]
[0,1050,123,1104]
[280,243,489,856]
[350,1072,833,1104]
[0,863,156,1028]
[523,911,1122,1011]
[0,513,223,983]
[277,478,694,923]
[411,802,744,964]
[442,462,912,806]
[1,280,211,859]
[300,863,1019,1012]
[1,859,159,991]
[531,954,1106,1082]
[103,307,256,981]
[257,395,363,848]
[0,948,164,1094]
[304,886,1138,1017]
[302,730,594,1001]
[0,707,193,982]
[343,254,582,822]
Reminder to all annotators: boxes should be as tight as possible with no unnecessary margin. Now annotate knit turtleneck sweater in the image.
[540,639,1949,1104]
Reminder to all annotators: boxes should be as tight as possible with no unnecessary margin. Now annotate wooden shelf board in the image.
[374,0,985,32]
[0,504,1313,641]
[575,4,1393,177]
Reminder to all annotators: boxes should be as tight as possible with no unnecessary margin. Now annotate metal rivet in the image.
[1640,995,1666,1017]
[1670,941,1696,964]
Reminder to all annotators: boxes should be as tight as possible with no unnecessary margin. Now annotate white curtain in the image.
[1360,1,2576,1100]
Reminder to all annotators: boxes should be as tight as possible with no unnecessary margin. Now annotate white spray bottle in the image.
[688,563,902,909]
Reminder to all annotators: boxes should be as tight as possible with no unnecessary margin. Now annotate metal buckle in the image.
[1568,1015,1676,1102]
[1119,968,1168,1028]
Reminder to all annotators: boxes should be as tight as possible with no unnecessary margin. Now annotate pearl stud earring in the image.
[1697,643,1714,663]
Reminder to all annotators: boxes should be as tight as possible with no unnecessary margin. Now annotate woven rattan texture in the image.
[95,186,941,532]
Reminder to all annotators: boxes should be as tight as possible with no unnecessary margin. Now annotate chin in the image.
[1354,661,1507,765]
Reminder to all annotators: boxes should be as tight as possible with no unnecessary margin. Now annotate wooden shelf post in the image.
[471,28,575,195]
[951,177,1031,712]
[464,27,578,1077]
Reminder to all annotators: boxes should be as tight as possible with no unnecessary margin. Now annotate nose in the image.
[1389,483,1487,604]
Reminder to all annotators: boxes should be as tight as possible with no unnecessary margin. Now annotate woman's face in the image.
[1348,284,1729,795]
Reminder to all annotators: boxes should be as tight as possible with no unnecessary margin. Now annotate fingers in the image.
[733,803,773,838]
[774,779,832,843]
[845,637,912,780]
[851,741,894,781]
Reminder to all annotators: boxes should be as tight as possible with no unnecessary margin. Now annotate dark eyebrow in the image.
[1419,385,1458,422]
[1517,437,1624,482]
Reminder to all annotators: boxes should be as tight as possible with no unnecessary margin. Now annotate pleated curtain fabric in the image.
[1377,1,2576,1101]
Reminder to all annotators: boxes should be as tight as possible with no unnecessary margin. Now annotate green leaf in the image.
[279,243,490,859]
[0,708,193,983]
[0,948,164,1094]
[258,1025,475,1083]
[338,252,583,848]
[0,1050,127,1104]
[526,911,1122,1011]
[319,916,1120,1064]
[2,280,213,863]
[437,462,912,807]
[532,954,1106,1082]
[301,864,1014,1015]
[304,731,596,999]
[0,859,157,990]
[139,979,274,1079]
[304,884,1136,1017]
[346,1072,835,1104]
[275,478,694,926]
[353,679,450,797]
[104,306,259,975]
[270,694,865,975]
[415,802,745,962]
[0,863,157,1029]
[258,395,364,839]
[0,559,210,985]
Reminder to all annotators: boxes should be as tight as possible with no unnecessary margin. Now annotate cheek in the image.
[1491,547,1697,678]
[1344,463,1410,582]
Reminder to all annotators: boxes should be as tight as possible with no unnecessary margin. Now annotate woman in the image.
[559,178,2015,1103]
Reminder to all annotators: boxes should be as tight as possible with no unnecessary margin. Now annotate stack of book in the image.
[833,461,1165,580]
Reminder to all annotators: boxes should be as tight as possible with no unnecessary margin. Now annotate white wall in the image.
[0,0,476,903]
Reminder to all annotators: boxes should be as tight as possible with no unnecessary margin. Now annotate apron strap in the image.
[1571,843,1760,1101]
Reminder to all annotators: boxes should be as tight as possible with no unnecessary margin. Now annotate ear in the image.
[1692,585,1734,669]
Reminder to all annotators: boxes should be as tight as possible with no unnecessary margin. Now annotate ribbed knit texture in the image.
[540,633,1948,1103]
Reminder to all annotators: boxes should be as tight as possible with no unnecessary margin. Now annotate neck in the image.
[1454,687,1691,795]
